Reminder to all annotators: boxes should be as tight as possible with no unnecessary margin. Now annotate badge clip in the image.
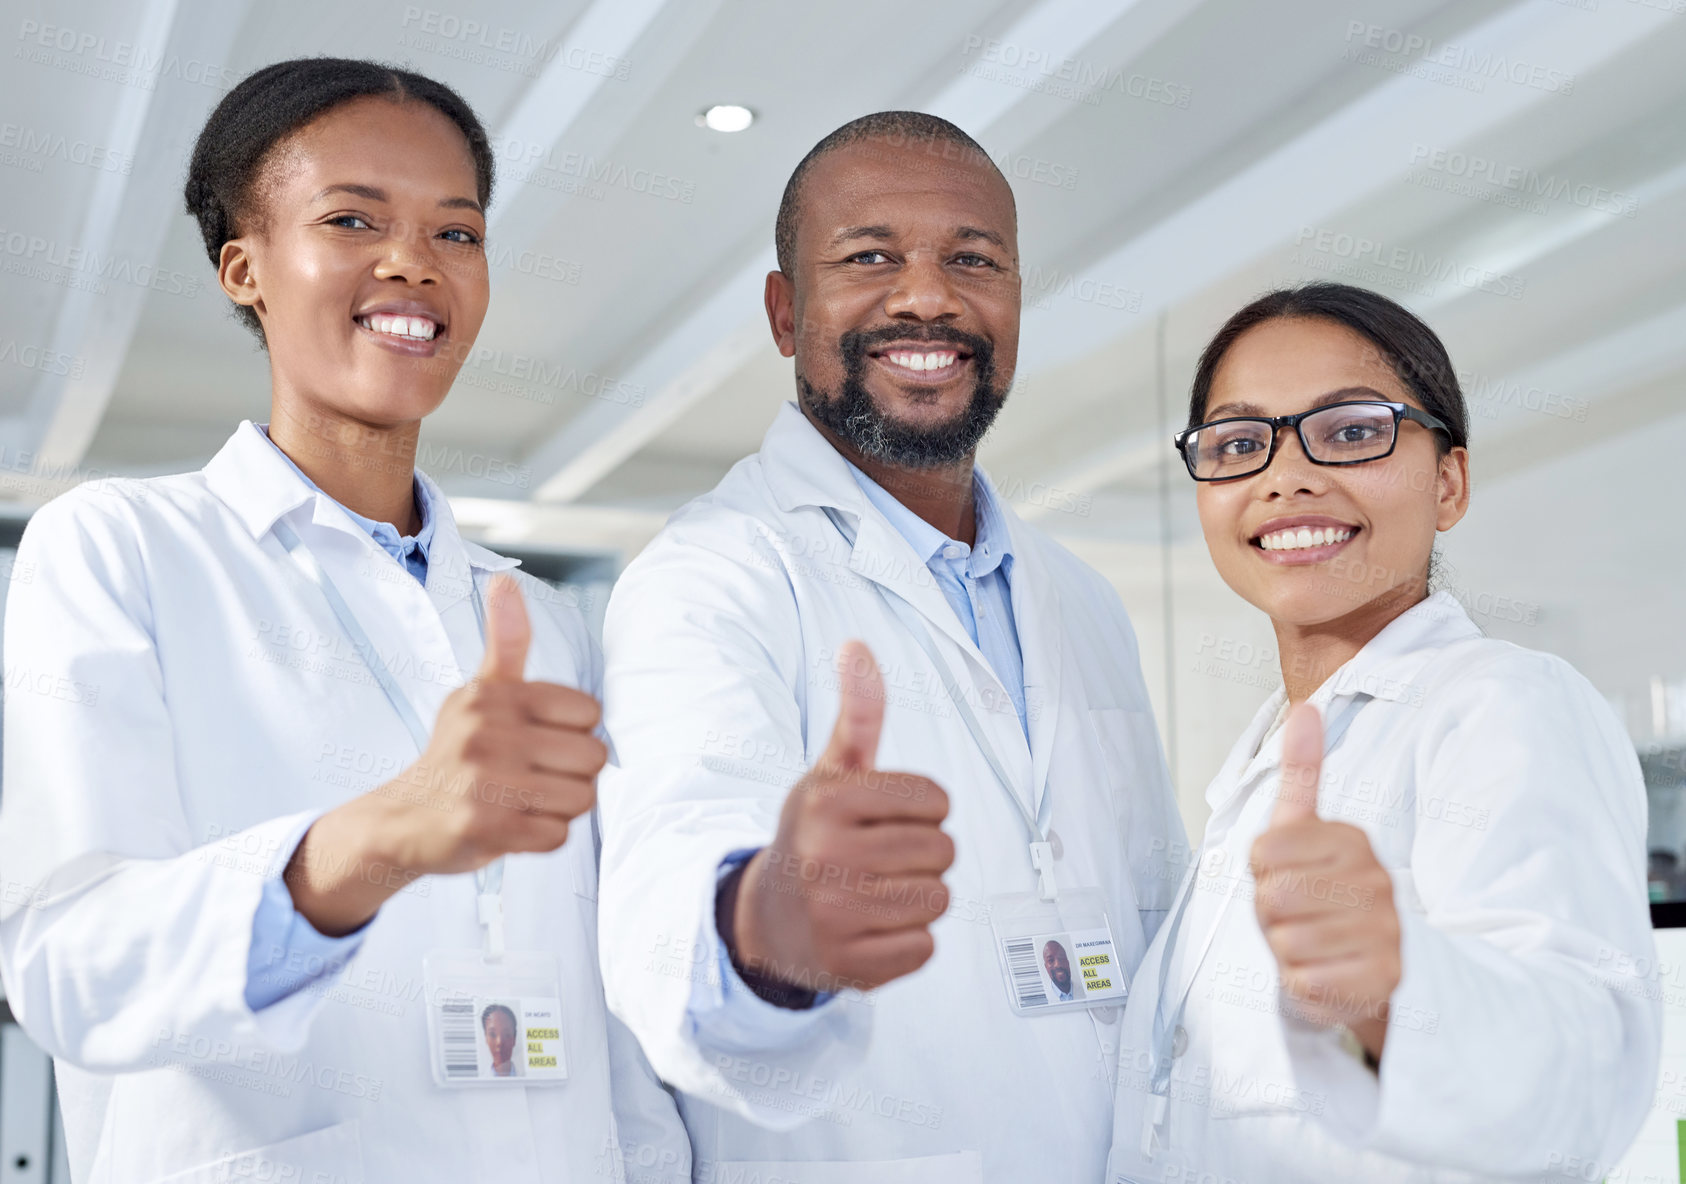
[478,889,505,962]
[1030,840,1058,901]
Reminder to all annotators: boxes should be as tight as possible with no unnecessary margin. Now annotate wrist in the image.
[285,794,408,936]
[719,853,818,1010]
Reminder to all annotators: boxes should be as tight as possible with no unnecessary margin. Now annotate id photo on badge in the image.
[479,1000,525,1079]
[1039,935,1080,1003]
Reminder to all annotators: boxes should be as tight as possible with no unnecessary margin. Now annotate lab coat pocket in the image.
[151,1120,364,1184]
[713,1152,981,1183]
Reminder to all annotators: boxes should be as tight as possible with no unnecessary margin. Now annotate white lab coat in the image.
[0,423,690,1184]
[1106,591,1660,1184]
[596,403,1187,1183]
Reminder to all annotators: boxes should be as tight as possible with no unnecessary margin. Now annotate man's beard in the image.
[798,325,1006,469]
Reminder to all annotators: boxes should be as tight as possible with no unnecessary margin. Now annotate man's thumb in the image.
[1271,701,1324,827]
[822,640,883,770]
[478,574,531,682]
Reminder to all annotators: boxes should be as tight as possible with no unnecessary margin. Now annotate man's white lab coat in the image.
[597,404,1187,1183]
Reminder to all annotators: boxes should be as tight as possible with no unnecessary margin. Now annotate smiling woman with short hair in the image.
[0,57,686,1184]
[1106,282,1658,1184]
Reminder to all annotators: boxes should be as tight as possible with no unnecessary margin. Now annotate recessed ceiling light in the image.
[697,104,754,133]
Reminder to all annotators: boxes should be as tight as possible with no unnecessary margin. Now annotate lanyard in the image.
[821,507,1057,901]
[1141,692,1364,1156]
[271,517,508,960]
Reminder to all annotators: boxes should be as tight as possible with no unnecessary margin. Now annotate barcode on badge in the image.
[1004,938,1047,1009]
[440,997,478,1078]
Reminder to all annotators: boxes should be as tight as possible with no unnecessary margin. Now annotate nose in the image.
[372,219,443,286]
[1257,426,1327,499]
[883,253,964,323]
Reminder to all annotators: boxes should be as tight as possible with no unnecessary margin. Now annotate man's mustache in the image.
[838,324,992,360]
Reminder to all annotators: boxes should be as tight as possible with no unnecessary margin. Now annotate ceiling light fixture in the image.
[697,104,754,133]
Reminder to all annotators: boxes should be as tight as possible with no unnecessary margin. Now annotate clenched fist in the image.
[1250,702,1401,1060]
[727,641,956,998]
[287,574,605,934]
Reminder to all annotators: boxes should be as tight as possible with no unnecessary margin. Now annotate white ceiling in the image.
[4,0,1684,812]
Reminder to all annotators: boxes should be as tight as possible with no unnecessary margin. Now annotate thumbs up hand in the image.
[730,641,956,997]
[378,574,606,876]
[1249,703,1401,1059]
[285,575,607,935]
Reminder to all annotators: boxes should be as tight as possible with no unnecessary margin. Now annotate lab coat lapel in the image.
[414,470,520,674]
[845,509,984,660]
[759,403,1034,798]
[1213,592,1482,815]
[760,402,994,663]
[204,422,487,733]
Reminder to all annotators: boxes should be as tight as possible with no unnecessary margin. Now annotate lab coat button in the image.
[1171,1025,1188,1058]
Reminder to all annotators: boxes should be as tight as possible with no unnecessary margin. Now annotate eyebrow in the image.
[311,183,483,214]
[825,224,1010,251]
[827,225,894,249]
[1204,385,1389,420]
[956,225,1007,249]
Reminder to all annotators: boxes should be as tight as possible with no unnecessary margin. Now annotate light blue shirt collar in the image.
[845,462,1014,578]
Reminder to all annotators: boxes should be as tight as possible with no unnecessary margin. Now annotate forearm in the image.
[283,790,417,937]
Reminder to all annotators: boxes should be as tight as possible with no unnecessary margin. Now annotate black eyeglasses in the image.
[1173,400,1451,482]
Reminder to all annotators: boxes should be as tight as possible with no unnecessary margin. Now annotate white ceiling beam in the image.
[14,0,251,474]
[528,0,1181,504]
[1014,0,1675,374]
[1007,0,1681,509]
[482,0,707,249]
[447,495,668,557]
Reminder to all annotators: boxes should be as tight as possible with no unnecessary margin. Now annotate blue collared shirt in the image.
[243,426,435,1012]
[694,465,1026,1040]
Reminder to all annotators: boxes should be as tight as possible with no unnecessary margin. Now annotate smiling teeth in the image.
[1259,526,1354,551]
[885,350,958,372]
[359,313,438,341]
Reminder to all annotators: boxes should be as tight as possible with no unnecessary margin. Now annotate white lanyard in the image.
[821,507,1057,901]
[271,517,509,960]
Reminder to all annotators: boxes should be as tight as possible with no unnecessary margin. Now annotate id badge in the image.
[423,950,568,1087]
[987,887,1126,1016]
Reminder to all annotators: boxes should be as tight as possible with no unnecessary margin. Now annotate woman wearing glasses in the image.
[1106,283,1658,1183]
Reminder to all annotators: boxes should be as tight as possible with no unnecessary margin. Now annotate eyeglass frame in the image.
[1172,399,1453,482]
